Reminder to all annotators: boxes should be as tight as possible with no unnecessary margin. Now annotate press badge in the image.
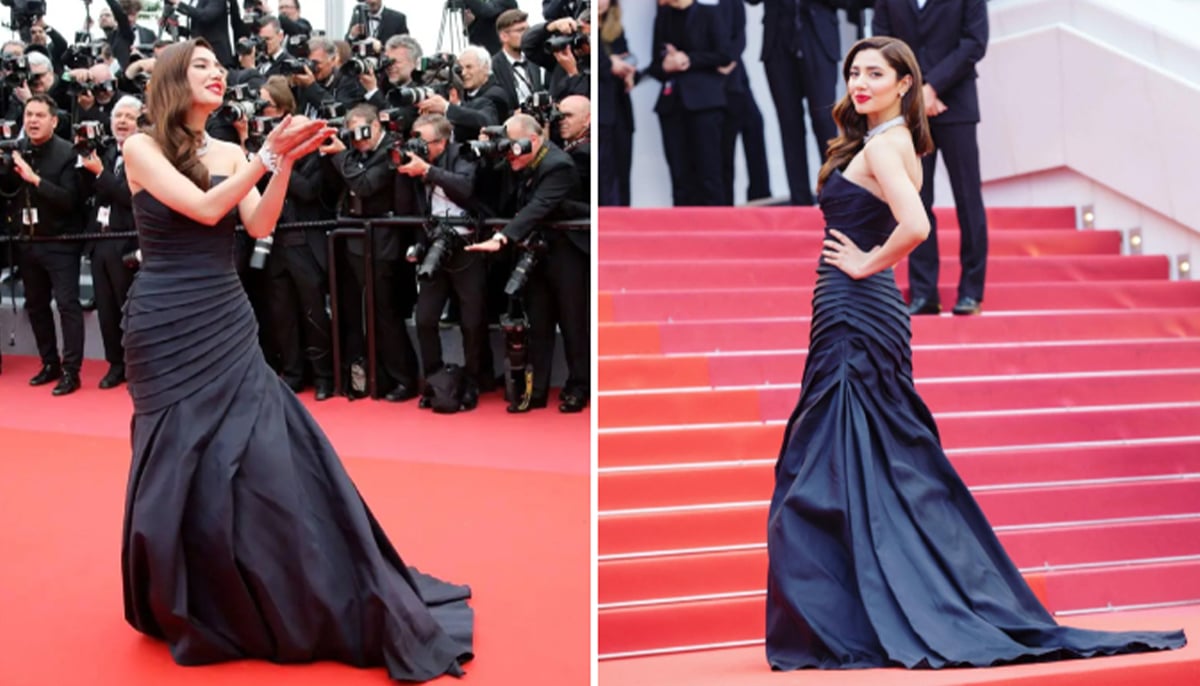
[97,206,111,227]
[22,207,37,226]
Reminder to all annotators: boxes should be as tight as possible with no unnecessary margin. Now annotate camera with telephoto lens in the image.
[505,232,546,295]
[235,35,263,57]
[390,85,443,107]
[343,40,380,77]
[407,221,466,281]
[217,83,265,123]
[2,53,29,86]
[545,32,588,56]
[62,71,95,97]
[522,91,562,129]
[0,119,21,171]
[460,136,533,162]
[389,135,428,167]
[72,121,109,155]
[249,234,273,269]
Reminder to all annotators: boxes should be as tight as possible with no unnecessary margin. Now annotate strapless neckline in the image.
[133,174,228,200]
[832,169,887,205]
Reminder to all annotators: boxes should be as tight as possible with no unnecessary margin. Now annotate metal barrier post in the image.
[362,220,379,399]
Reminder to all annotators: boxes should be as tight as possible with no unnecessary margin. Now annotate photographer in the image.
[321,103,420,401]
[294,36,367,116]
[397,113,491,409]
[364,34,421,111]
[79,95,142,390]
[27,17,68,72]
[346,0,408,43]
[558,93,590,202]
[276,0,313,37]
[73,63,121,124]
[468,114,588,413]
[168,0,235,66]
[8,52,72,140]
[0,94,84,395]
[103,0,157,68]
[255,16,292,77]
[520,9,590,100]
[492,9,542,118]
[417,46,504,146]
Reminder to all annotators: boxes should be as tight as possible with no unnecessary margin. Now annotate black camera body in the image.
[72,120,109,156]
[343,40,381,78]
[7,0,45,31]
[505,232,546,295]
[391,135,428,167]
[351,2,372,31]
[285,34,311,59]
[522,91,563,129]
[246,115,278,152]
[235,35,264,57]
[0,119,21,171]
[408,221,467,281]
[63,40,105,70]
[217,83,265,123]
[2,53,29,86]
[460,137,533,162]
[545,32,588,56]
[319,99,347,129]
[378,107,411,136]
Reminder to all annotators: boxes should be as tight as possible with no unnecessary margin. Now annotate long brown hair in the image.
[145,38,217,190]
[817,36,933,192]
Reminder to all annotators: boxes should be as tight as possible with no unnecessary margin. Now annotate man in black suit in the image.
[873,0,989,316]
[469,114,589,413]
[559,94,591,202]
[321,104,421,401]
[276,0,313,37]
[172,0,235,67]
[1,95,84,395]
[80,96,142,390]
[293,36,367,117]
[463,0,519,56]
[255,16,294,78]
[416,46,505,144]
[520,13,590,100]
[491,9,543,117]
[346,0,408,44]
[647,0,732,206]
[720,0,770,204]
[746,0,843,205]
[103,0,157,68]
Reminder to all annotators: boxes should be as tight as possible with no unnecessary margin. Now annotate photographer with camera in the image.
[103,0,158,68]
[72,62,121,125]
[558,93,590,201]
[467,113,588,413]
[78,95,142,390]
[276,0,312,37]
[396,113,491,410]
[363,34,421,111]
[254,16,293,77]
[293,36,367,116]
[346,0,407,44]
[520,5,591,100]
[0,94,85,395]
[417,46,505,146]
[491,9,542,119]
[320,103,420,401]
[7,52,72,139]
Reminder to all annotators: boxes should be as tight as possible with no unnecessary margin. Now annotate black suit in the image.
[446,82,504,144]
[179,0,235,67]
[598,30,635,206]
[296,68,368,117]
[873,0,989,305]
[520,23,590,101]
[647,2,732,206]
[83,144,137,373]
[0,135,84,375]
[746,0,844,205]
[491,51,544,119]
[347,7,408,44]
[720,0,771,204]
[498,143,588,402]
[104,0,157,67]
[465,0,519,56]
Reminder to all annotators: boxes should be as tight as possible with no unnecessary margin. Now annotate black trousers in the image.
[21,244,84,374]
[908,122,989,304]
[267,238,333,385]
[415,249,488,385]
[598,122,633,206]
[91,240,135,369]
[235,233,278,370]
[720,89,772,204]
[763,53,838,205]
[341,251,419,392]
[658,106,725,207]
[527,235,589,401]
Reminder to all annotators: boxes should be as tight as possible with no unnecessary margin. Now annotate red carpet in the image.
[598,206,1200,681]
[0,356,589,686]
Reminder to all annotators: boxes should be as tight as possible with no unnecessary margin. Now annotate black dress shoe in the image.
[99,366,126,389]
[952,296,983,316]
[907,297,941,316]
[52,371,80,396]
[385,383,418,402]
[29,363,62,386]
[558,392,588,414]
[507,396,548,414]
[314,379,335,401]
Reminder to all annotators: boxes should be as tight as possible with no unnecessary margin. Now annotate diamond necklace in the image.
[864,115,906,144]
[196,132,212,157]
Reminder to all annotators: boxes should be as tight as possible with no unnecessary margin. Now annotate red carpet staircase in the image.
[598,206,1200,660]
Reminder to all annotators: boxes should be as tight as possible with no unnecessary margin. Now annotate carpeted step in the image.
[597,559,1200,656]
[598,404,1200,469]
[599,339,1200,391]
[599,255,1168,291]
[598,206,1079,232]
[599,308,1200,356]
[598,517,1200,605]
[603,281,1200,322]
[599,229,1121,261]
[599,369,1200,429]
[598,440,1200,511]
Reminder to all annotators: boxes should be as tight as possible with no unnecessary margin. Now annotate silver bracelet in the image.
[256,145,280,174]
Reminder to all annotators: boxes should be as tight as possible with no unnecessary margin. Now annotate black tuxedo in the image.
[465,0,519,56]
[720,0,770,204]
[347,7,408,43]
[491,51,544,118]
[446,82,504,144]
[746,0,845,205]
[0,135,85,375]
[83,144,137,371]
[647,2,732,206]
[179,0,235,67]
[873,0,990,305]
[598,31,634,206]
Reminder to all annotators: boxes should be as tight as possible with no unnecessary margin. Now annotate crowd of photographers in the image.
[0,0,592,414]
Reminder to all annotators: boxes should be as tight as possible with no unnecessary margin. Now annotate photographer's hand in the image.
[418,94,449,115]
[465,233,508,253]
[11,152,40,187]
[359,70,377,93]
[82,151,104,176]
[319,135,347,156]
[547,18,578,35]
[396,155,429,178]
[554,47,579,77]
[14,82,31,104]
[291,67,316,88]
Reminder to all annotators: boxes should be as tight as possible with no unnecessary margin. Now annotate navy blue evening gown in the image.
[765,169,1186,669]
[120,178,473,682]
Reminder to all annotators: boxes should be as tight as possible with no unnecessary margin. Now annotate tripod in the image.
[435,1,468,55]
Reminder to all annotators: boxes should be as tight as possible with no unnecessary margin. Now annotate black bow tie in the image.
[514,60,526,68]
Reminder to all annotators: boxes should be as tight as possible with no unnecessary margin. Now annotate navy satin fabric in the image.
[120,180,473,681]
[765,170,1185,669]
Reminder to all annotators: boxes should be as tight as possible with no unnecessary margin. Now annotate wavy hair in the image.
[817,36,933,193]
[144,38,216,190]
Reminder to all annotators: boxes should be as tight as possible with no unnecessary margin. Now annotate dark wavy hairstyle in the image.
[817,36,934,193]
[145,38,218,190]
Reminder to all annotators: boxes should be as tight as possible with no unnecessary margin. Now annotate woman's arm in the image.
[235,150,288,239]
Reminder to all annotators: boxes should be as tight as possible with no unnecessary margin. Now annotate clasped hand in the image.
[263,115,337,165]
[822,229,880,280]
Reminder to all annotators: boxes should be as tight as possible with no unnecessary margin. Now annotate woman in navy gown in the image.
[765,36,1185,670]
[120,39,473,682]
